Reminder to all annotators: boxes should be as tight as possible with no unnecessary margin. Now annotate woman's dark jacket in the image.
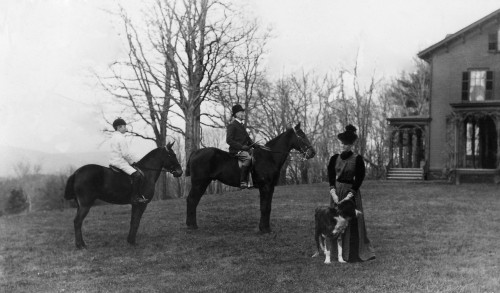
[327,151,365,191]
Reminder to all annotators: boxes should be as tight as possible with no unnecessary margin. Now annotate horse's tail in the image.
[185,152,192,177]
[64,173,76,200]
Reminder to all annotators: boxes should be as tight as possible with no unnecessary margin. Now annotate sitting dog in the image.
[312,199,359,264]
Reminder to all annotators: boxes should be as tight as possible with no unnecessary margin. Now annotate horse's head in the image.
[161,142,183,177]
[291,123,316,159]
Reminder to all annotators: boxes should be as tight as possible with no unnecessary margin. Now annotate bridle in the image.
[259,128,313,160]
[292,127,314,158]
[136,149,180,174]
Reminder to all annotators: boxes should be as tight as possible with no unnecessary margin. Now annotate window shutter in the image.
[462,71,469,101]
[486,71,493,100]
[488,33,497,51]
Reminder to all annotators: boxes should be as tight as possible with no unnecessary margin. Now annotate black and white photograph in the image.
[1,0,499,292]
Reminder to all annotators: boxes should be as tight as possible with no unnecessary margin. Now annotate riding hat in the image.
[337,124,358,145]
[231,104,245,117]
[112,118,127,130]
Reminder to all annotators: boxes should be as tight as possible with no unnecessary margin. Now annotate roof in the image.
[418,8,500,60]
[387,116,431,126]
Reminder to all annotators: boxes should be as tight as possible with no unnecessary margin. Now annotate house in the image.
[388,9,500,183]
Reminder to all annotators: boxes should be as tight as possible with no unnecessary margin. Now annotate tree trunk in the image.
[183,104,202,197]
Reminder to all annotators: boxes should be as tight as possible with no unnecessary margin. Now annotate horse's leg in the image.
[258,184,275,233]
[74,204,91,249]
[127,203,148,245]
[186,180,211,229]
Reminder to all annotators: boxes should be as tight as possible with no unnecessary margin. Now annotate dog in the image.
[312,199,359,264]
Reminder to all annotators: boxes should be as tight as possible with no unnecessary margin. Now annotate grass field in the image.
[1,181,499,293]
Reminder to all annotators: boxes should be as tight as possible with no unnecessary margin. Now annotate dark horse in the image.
[64,142,183,249]
[185,123,316,233]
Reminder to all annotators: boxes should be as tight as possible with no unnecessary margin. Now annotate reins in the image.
[137,166,174,173]
[135,147,179,174]
[257,127,312,161]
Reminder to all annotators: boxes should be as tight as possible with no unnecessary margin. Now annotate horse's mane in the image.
[138,147,161,164]
[265,128,293,148]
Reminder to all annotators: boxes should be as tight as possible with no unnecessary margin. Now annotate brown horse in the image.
[185,123,316,233]
[64,143,182,249]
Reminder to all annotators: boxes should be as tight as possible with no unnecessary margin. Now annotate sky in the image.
[1,0,500,156]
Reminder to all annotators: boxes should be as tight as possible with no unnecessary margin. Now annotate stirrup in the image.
[239,182,248,189]
[132,195,148,204]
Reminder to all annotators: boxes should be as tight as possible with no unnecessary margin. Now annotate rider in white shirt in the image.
[109,118,147,204]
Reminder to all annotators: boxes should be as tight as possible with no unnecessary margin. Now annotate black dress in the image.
[328,151,375,262]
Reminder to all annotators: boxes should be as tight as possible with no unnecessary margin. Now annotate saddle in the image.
[109,165,143,175]
[232,149,256,168]
[109,165,126,174]
[109,165,144,184]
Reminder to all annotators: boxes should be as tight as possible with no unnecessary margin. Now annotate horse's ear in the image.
[294,122,301,130]
[166,141,174,150]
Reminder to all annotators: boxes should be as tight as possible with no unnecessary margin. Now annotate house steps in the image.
[386,168,424,180]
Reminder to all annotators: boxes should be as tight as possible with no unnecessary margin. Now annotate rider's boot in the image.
[131,171,148,204]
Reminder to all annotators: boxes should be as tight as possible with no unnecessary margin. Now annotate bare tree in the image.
[336,59,380,158]
[158,0,264,159]
[97,4,178,198]
[249,71,339,184]
[97,0,267,197]
[206,19,271,130]
[13,160,42,178]
[386,58,430,117]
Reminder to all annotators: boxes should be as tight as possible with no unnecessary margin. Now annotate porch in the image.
[447,102,500,184]
[386,117,431,180]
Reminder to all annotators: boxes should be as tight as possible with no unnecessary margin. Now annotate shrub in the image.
[5,188,29,214]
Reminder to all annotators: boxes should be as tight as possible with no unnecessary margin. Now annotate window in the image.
[488,29,500,51]
[461,70,493,101]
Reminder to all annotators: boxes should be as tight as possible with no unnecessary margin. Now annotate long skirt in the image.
[331,182,375,262]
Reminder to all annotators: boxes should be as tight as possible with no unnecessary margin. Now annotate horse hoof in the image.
[76,243,87,250]
[127,239,137,246]
[259,227,272,234]
[187,224,198,230]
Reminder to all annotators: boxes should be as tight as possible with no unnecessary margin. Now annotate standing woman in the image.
[328,124,375,262]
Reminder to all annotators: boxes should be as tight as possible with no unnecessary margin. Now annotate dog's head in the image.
[329,200,357,237]
[334,199,356,219]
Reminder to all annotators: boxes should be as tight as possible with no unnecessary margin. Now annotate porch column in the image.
[412,129,419,168]
[416,128,423,168]
[455,117,463,168]
[408,129,414,168]
[398,130,404,168]
[388,127,394,169]
[495,115,500,183]
[424,124,430,176]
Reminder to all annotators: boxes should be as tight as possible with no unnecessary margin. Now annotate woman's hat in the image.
[337,124,358,144]
[231,104,245,116]
[112,118,126,130]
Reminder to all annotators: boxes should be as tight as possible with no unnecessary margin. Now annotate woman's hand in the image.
[338,192,354,204]
[330,188,339,203]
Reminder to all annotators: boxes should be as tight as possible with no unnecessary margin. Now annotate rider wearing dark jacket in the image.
[227,104,254,189]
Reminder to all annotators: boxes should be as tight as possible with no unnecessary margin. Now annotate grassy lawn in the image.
[1,181,499,293]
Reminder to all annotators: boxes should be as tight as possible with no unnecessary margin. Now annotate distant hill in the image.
[0,146,109,177]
